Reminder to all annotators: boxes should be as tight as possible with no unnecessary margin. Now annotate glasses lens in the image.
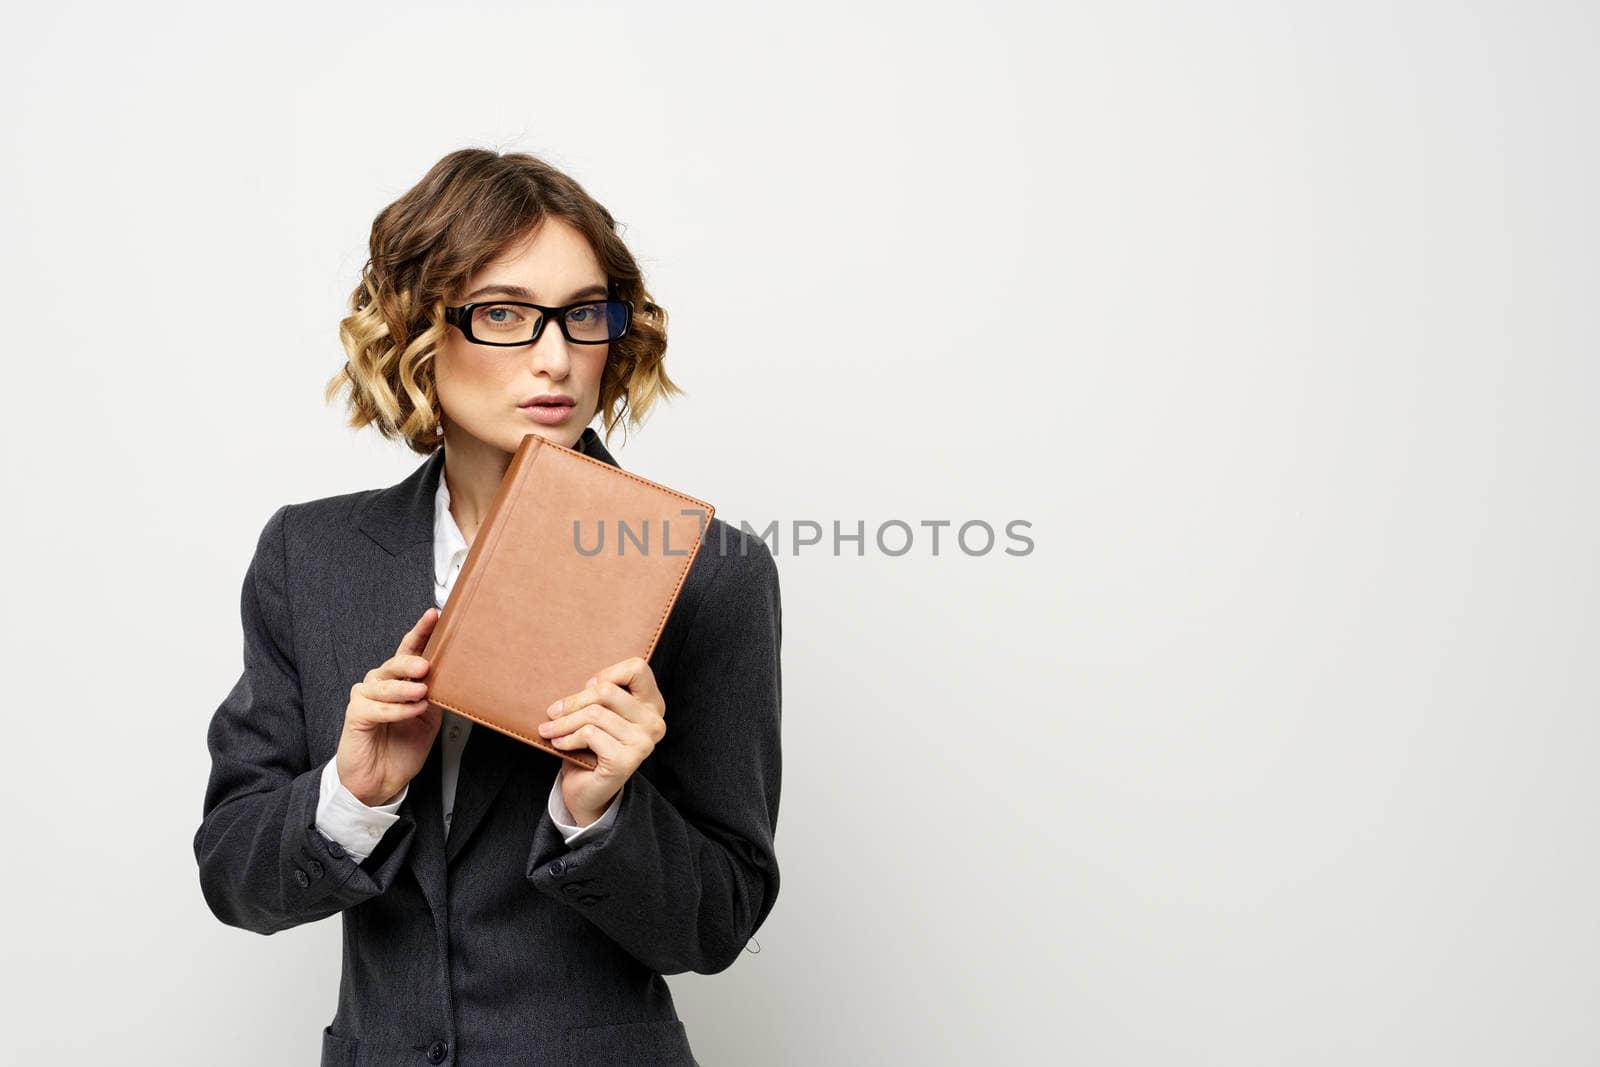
[564,301,629,343]
[470,303,543,343]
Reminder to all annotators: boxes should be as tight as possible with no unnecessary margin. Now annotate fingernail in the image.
[547,700,562,715]
[586,676,597,688]
[538,721,553,735]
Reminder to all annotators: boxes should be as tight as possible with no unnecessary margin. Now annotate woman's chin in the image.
[514,425,583,451]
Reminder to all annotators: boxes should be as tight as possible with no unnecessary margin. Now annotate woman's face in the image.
[436,217,609,454]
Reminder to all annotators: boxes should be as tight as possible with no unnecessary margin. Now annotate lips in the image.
[521,397,575,408]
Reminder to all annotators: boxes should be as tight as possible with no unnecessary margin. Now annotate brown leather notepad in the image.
[420,432,714,771]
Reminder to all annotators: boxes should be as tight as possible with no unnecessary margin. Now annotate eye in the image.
[472,304,531,333]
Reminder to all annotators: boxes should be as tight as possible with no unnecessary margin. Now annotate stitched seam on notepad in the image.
[555,438,714,660]
[430,530,699,750]
[427,697,592,764]
[559,438,713,510]
[646,536,704,660]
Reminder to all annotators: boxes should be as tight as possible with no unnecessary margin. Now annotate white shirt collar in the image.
[433,459,470,593]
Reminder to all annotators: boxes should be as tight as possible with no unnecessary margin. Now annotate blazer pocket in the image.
[320,1024,359,1067]
[564,1018,697,1066]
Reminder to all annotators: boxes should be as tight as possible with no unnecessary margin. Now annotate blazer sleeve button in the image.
[547,860,565,877]
[293,868,310,888]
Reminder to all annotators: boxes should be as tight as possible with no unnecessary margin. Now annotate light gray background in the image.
[2,1,1595,1063]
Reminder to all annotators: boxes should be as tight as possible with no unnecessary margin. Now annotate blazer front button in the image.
[426,1039,448,1064]
[293,868,310,888]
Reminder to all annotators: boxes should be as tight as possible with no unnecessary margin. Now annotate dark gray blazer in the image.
[193,427,782,1067]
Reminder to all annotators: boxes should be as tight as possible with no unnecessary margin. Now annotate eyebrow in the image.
[464,282,609,303]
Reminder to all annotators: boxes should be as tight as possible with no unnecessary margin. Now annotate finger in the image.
[588,679,650,722]
[545,680,606,719]
[548,720,626,763]
[395,607,440,658]
[363,676,429,704]
[354,697,432,724]
[593,656,660,704]
[547,678,647,724]
[539,703,639,744]
[379,651,432,682]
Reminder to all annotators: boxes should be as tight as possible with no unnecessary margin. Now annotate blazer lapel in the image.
[403,724,449,917]
[334,447,443,694]
[444,718,520,864]
[335,445,447,913]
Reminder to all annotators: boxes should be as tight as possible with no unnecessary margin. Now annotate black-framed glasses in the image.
[443,299,634,346]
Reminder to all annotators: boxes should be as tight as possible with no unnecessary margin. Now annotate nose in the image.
[526,315,571,378]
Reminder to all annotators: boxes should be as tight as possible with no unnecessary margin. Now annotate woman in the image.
[193,148,783,1067]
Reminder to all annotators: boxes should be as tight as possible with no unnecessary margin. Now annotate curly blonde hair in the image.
[324,148,681,455]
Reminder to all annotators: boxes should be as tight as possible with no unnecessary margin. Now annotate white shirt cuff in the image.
[547,767,620,846]
[315,758,408,862]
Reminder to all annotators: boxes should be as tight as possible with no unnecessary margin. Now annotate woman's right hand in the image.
[334,607,443,807]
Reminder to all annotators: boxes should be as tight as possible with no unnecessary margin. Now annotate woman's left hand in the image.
[539,656,667,825]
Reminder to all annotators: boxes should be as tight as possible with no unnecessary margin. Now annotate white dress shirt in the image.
[314,456,621,862]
